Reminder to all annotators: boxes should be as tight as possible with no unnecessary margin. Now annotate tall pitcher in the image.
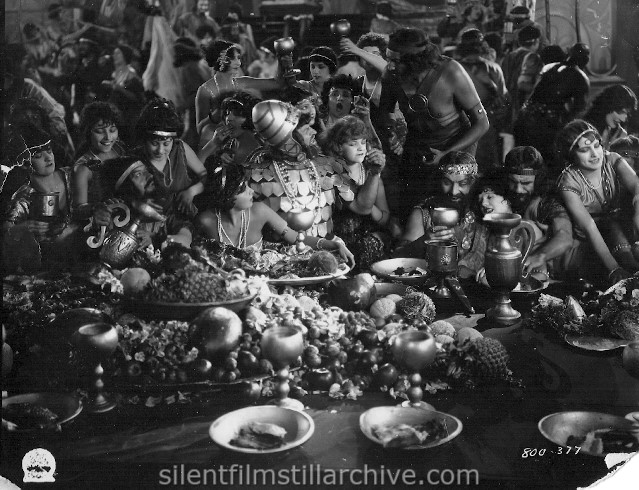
[483,213,535,325]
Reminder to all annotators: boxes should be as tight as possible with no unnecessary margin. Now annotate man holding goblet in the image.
[396,151,486,279]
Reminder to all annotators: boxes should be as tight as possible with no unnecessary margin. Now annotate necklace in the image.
[216,209,249,248]
[347,161,366,186]
[362,75,380,103]
[273,158,322,209]
[576,168,603,190]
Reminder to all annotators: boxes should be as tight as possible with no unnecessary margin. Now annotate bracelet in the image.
[374,209,387,223]
[608,267,623,278]
[612,243,631,255]
[317,238,326,250]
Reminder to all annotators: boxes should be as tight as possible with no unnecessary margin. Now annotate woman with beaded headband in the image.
[318,115,390,270]
[195,39,288,149]
[194,163,353,264]
[2,124,79,270]
[128,99,207,219]
[197,91,262,167]
[379,27,489,219]
[72,102,128,223]
[555,119,639,285]
[297,46,339,100]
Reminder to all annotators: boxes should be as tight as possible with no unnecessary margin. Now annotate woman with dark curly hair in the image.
[72,102,128,222]
[194,163,353,261]
[555,120,639,284]
[195,39,285,148]
[197,91,262,166]
[319,74,363,129]
[133,98,207,217]
[583,84,638,150]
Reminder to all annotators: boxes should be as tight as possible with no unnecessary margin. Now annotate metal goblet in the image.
[285,208,316,253]
[274,37,300,79]
[391,330,437,409]
[72,322,119,413]
[261,326,305,411]
[430,207,459,228]
[330,19,351,38]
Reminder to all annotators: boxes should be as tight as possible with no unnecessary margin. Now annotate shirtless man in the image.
[378,27,489,218]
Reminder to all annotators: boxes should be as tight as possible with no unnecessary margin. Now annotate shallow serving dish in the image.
[268,263,350,286]
[359,406,463,450]
[370,259,430,286]
[564,336,630,352]
[538,411,639,457]
[2,393,83,432]
[209,405,315,454]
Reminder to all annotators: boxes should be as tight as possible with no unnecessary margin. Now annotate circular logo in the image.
[22,448,56,483]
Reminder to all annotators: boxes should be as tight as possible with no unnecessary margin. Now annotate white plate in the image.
[359,406,463,450]
[268,263,350,286]
[209,405,315,454]
[2,393,83,432]
[564,335,629,351]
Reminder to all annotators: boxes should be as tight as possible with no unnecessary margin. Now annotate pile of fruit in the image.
[106,275,518,404]
[116,243,254,303]
[526,273,639,340]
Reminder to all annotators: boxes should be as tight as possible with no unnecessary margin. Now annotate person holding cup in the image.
[1,124,79,270]
[396,151,486,279]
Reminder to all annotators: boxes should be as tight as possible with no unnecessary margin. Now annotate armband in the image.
[469,102,487,118]
[316,238,326,250]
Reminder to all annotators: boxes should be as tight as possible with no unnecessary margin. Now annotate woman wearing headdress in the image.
[1,124,79,270]
[197,91,262,168]
[297,46,339,101]
[555,120,639,285]
[195,40,287,149]
[220,2,258,68]
[131,98,207,218]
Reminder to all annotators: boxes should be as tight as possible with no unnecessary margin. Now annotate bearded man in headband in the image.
[503,146,573,279]
[396,151,486,279]
[379,27,489,218]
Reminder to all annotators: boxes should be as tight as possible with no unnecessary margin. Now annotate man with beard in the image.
[503,146,573,278]
[92,157,194,250]
[395,151,486,279]
[378,27,489,218]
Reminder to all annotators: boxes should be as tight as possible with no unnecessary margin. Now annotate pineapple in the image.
[470,337,510,380]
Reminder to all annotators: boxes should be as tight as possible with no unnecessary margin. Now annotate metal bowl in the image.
[431,207,459,228]
[209,405,315,454]
[360,406,463,450]
[370,258,430,286]
[2,393,83,432]
[538,411,639,457]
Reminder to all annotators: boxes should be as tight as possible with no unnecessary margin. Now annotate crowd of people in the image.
[2,1,639,288]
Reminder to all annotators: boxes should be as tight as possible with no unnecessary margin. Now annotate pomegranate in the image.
[190,307,243,362]
[121,267,151,296]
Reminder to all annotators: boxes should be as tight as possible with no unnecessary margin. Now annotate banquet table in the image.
[2,282,638,489]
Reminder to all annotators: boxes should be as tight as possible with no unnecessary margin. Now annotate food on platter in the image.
[230,422,287,450]
[396,290,436,324]
[527,274,639,340]
[566,428,639,455]
[392,266,427,277]
[2,403,60,431]
[372,420,448,448]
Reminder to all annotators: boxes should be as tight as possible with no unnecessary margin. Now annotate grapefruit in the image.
[121,268,151,296]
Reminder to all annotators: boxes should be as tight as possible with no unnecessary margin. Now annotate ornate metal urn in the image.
[483,213,536,325]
